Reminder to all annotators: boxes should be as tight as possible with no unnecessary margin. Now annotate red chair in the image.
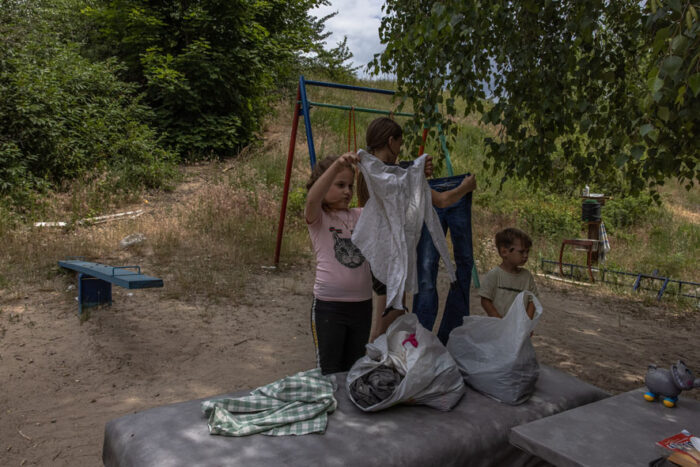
[559,239,598,282]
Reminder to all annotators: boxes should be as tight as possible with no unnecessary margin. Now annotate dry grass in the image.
[0,99,314,306]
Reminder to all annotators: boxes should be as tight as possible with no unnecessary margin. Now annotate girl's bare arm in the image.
[431,174,476,208]
[304,152,358,224]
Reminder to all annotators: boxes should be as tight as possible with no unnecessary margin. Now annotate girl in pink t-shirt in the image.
[305,153,372,374]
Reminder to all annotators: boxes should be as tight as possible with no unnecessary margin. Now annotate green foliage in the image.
[0,142,49,210]
[302,37,360,82]
[372,0,699,196]
[252,151,286,188]
[643,0,700,192]
[636,222,700,277]
[82,0,345,159]
[480,189,580,238]
[518,196,581,238]
[0,0,176,211]
[603,194,662,230]
[287,187,307,217]
[447,124,488,176]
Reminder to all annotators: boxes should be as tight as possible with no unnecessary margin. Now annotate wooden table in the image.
[509,388,700,467]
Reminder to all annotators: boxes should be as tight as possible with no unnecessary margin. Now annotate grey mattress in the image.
[103,365,608,467]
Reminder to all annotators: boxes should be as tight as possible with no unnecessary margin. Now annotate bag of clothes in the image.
[347,313,465,411]
[447,291,542,405]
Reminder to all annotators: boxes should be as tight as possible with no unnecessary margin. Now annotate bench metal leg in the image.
[78,273,112,316]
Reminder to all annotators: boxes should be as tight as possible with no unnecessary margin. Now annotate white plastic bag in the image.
[447,291,542,405]
[346,313,465,412]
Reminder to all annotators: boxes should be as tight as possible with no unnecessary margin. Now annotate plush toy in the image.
[644,360,700,407]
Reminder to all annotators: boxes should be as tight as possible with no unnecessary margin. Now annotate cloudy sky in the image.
[311,0,386,76]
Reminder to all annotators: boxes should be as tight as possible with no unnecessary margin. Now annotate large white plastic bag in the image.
[447,291,542,405]
[346,313,465,412]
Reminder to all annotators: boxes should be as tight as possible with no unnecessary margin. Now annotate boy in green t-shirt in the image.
[479,228,539,319]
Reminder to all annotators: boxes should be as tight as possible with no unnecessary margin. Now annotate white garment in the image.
[599,222,611,262]
[352,150,456,310]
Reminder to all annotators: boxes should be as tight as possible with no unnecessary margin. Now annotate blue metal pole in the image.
[299,76,317,168]
[633,274,642,291]
[657,278,670,301]
[437,123,455,177]
[306,101,413,117]
[304,80,396,95]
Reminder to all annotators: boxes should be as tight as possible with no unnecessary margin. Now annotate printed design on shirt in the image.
[498,286,524,293]
[329,227,365,268]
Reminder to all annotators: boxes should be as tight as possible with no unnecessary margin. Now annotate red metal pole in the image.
[418,127,429,156]
[274,86,302,266]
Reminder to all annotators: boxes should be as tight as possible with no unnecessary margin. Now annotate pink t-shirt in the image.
[307,208,372,302]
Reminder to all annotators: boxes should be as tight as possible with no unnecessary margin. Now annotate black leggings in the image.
[311,298,372,375]
[372,273,403,316]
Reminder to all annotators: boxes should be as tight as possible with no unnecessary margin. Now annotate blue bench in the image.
[58,260,163,315]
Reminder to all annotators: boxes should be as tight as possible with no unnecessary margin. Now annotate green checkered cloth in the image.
[201,368,337,436]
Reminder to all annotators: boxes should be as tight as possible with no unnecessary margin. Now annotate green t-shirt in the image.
[478,266,539,316]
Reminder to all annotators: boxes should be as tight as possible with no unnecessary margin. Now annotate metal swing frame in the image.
[273,75,460,266]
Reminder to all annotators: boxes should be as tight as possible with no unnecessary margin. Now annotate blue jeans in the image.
[412,174,473,345]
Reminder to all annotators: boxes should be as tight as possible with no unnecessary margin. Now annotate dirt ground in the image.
[1,255,699,465]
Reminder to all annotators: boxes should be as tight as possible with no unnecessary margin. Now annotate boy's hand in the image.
[480,296,502,318]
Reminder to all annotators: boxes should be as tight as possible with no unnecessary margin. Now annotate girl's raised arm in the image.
[304,152,359,224]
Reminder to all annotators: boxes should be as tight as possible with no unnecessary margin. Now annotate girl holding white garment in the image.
[305,152,372,374]
[357,117,476,340]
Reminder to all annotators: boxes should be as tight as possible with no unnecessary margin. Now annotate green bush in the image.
[447,124,487,177]
[82,0,342,160]
[0,142,50,210]
[604,194,662,230]
[639,223,700,278]
[287,187,307,218]
[517,196,580,238]
[0,3,176,212]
